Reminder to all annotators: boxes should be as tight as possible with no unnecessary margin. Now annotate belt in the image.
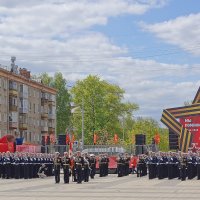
[63,164,70,166]
[76,163,82,165]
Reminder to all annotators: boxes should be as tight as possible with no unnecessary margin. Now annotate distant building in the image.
[0,57,57,144]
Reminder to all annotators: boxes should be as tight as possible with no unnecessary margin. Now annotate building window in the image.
[33,103,36,113]
[29,102,31,112]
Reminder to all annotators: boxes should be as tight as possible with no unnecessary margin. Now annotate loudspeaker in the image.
[169,130,179,150]
[58,135,66,145]
[135,134,146,145]
[135,145,144,155]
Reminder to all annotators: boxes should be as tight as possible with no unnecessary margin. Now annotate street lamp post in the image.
[81,97,84,150]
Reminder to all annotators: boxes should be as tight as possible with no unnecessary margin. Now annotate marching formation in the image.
[53,151,98,184]
[2,150,200,183]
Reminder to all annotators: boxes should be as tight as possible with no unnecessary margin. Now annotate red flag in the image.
[154,133,161,144]
[94,133,97,145]
[114,134,118,144]
[69,142,73,151]
[69,142,73,156]
[66,134,70,145]
[71,134,75,143]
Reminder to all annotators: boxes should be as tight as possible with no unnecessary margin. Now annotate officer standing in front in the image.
[53,152,62,183]
[62,152,71,184]
[74,151,84,184]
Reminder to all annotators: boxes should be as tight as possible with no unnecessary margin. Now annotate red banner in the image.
[154,133,161,144]
[94,133,97,144]
[0,143,14,153]
[179,116,200,147]
[114,134,118,144]
[66,134,70,145]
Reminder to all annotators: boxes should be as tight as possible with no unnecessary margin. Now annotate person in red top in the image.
[130,154,138,174]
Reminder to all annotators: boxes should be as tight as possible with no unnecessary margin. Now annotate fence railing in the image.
[42,144,159,155]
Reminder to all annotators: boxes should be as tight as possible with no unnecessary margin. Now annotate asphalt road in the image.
[0,174,200,200]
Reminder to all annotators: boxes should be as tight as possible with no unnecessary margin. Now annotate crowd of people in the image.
[134,151,200,181]
[0,151,53,179]
[1,150,200,183]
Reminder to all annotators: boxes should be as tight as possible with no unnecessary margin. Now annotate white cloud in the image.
[141,13,200,56]
[0,0,167,38]
[1,0,200,123]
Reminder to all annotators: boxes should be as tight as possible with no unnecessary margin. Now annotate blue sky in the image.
[0,0,200,123]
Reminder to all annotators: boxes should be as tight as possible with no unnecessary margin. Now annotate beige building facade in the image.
[0,57,57,144]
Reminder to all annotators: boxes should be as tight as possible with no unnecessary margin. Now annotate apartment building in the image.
[0,57,57,144]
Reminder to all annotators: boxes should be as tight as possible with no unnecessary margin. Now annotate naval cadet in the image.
[74,151,84,184]
[62,152,71,184]
[53,152,62,183]
[89,154,96,179]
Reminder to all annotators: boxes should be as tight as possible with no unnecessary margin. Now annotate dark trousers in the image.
[197,164,200,180]
[14,165,20,179]
[168,164,173,179]
[148,164,157,179]
[180,166,187,181]
[84,167,89,182]
[24,164,29,179]
[20,164,24,178]
[0,164,2,178]
[5,164,11,179]
[99,165,103,177]
[76,166,82,183]
[90,165,96,179]
[117,164,124,177]
[137,164,145,177]
[63,167,70,183]
[54,169,60,183]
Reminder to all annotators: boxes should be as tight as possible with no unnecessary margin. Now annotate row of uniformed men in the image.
[136,151,200,181]
[53,152,110,184]
[116,153,131,177]
[0,151,54,179]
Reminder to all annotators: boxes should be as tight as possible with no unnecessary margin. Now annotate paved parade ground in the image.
[1,175,200,200]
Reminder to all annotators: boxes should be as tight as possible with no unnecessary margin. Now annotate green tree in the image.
[71,75,138,144]
[125,117,169,151]
[40,72,71,135]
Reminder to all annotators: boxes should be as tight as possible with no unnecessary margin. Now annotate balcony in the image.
[41,99,48,106]
[41,112,48,119]
[41,126,48,133]
[48,94,56,105]
[9,104,18,112]
[19,123,28,130]
[9,82,18,96]
[48,121,55,128]
[41,92,49,100]
[48,127,55,133]
[19,107,28,114]
[9,88,18,96]
[48,113,56,120]
[9,122,18,129]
